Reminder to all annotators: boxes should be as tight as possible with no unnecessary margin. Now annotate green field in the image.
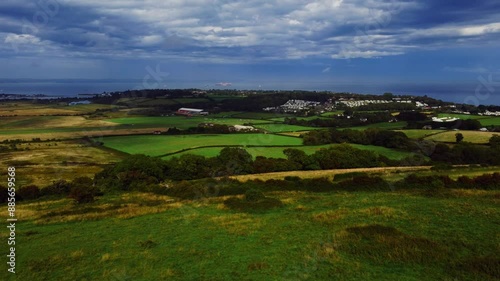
[398,129,444,139]
[4,188,498,281]
[254,123,320,133]
[424,131,499,144]
[161,144,418,160]
[231,112,293,119]
[102,134,303,156]
[107,116,273,129]
[345,121,408,130]
[437,113,500,126]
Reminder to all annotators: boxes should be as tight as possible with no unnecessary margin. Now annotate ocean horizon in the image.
[0,79,498,106]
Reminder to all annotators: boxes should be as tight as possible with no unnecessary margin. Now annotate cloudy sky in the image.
[1,0,500,89]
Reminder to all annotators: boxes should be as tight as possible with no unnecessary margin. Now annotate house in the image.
[479,128,489,132]
[175,108,207,116]
[68,100,91,106]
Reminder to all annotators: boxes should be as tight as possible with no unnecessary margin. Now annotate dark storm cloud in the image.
[0,0,499,62]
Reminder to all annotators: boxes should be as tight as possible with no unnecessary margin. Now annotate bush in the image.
[244,189,265,202]
[41,180,72,197]
[337,176,390,191]
[0,185,8,203]
[68,177,98,204]
[17,185,40,201]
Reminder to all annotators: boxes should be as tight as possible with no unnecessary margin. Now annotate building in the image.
[175,108,208,116]
[68,100,91,106]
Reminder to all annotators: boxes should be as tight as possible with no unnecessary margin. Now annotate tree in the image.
[489,134,500,148]
[217,147,253,175]
[69,177,97,204]
[455,133,464,143]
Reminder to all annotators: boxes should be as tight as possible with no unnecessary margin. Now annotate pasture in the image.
[253,123,320,133]
[0,101,120,116]
[437,113,500,126]
[345,121,408,130]
[107,116,273,129]
[161,144,418,161]
[3,187,497,281]
[424,131,498,144]
[102,134,303,157]
[0,141,123,186]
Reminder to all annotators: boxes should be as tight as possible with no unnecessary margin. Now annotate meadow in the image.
[102,134,303,157]
[253,123,320,133]
[161,144,417,161]
[437,113,500,126]
[107,116,273,129]
[0,101,120,116]
[424,130,499,144]
[2,187,498,281]
[0,141,123,186]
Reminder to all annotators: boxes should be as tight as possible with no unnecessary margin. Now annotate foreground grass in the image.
[1,188,498,281]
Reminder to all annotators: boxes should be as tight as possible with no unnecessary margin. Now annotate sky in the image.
[1,0,500,93]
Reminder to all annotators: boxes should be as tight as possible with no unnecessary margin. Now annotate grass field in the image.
[424,131,499,144]
[0,141,123,186]
[230,112,293,119]
[437,113,500,126]
[345,121,408,130]
[3,187,497,281]
[398,129,444,139]
[107,116,273,129]
[161,144,418,161]
[0,116,117,130]
[254,123,320,133]
[102,134,303,156]
[0,102,120,116]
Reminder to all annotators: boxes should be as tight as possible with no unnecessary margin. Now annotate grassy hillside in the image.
[2,189,498,281]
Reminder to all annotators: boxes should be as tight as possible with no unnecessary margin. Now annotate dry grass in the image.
[1,193,180,224]
[210,213,262,235]
[312,209,349,223]
[425,130,498,144]
[231,166,431,182]
[0,127,168,142]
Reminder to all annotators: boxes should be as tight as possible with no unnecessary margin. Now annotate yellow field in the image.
[1,141,124,186]
[231,166,432,181]
[0,127,167,142]
[424,131,498,144]
[0,102,121,116]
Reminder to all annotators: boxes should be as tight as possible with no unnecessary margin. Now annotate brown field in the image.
[1,141,124,186]
[0,102,121,116]
[424,130,498,144]
[231,166,432,181]
[0,115,118,129]
[0,127,167,142]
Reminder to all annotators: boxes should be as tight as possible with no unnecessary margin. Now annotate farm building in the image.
[176,108,208,116]
[68,100,91,106]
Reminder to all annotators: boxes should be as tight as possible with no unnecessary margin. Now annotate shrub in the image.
[41,180,71,197]
[244,189,265,202]
[17,185,41,201]
[0,185,8,203]
[337,176,390,191]
[68,177,98,204]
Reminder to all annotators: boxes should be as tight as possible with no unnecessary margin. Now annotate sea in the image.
[0,79,499,106]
